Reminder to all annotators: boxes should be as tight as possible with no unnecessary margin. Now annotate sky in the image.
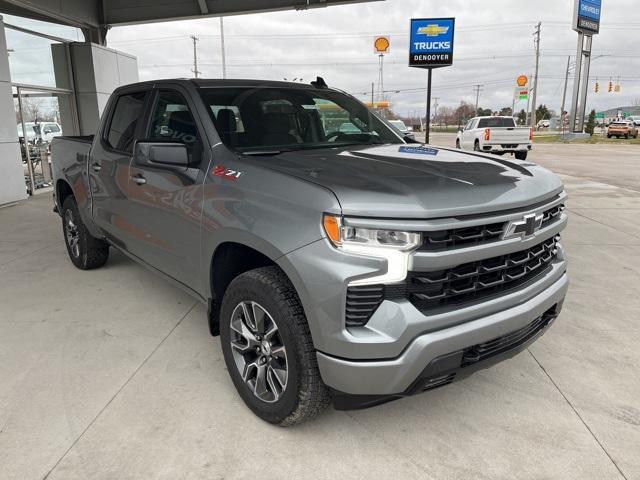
[4,0,640,118]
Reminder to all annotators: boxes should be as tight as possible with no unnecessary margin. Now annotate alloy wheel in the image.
[64,209,80,258]
[229,301,288,403]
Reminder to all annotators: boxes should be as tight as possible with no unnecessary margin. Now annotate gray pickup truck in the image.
[51,78,568,426]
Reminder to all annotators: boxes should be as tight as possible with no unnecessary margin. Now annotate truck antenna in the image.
[311,77,328,89]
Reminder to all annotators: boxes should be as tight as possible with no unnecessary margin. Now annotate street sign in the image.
[573,0,601,35]
[409,18,455,68]
[517,75,528,87]
[374,36,390,54]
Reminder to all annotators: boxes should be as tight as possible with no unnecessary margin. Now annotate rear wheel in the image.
[220,266,330,426]
[515,151,528,161]
[607,134,612,138]
[473,140,480,152]
[61,196,109,270]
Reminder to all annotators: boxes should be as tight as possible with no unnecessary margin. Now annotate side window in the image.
[464,120,473,131]
[148,90,201,159]
[106,91,147,153]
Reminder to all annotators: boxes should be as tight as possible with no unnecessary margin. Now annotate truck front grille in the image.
[345,237,560,327]
[419,204,564,251]
[404,236,559,311]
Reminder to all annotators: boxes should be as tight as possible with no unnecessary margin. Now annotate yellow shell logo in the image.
[417,24,449,37]
[374,36,390,53]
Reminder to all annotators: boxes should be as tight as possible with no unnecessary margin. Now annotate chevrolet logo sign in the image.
[417,24,449,37]
[503,213,544,240]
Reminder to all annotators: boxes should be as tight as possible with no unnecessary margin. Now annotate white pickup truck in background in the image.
[456,116,533,160]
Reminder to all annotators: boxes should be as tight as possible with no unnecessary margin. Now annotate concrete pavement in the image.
[1,146,639,479]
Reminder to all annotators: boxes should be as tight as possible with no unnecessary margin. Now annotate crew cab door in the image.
[460,119,476,149]
[89,89,150,249]
[126,87,209,292]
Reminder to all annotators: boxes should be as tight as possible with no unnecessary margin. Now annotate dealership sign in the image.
[573,0,601,34]
[409,18,455,68]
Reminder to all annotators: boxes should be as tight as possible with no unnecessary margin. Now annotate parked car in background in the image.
[607,120,638,139]
[17,123,39,143]
[456,116,533,160]
[626,116,640,127]
[388,119,416,141]
[40,122,63,143]
[537,119,550,129]
[16,121,63,144]
[51,78,568,426]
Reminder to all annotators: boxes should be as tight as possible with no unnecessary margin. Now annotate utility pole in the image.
[371,82,375,108]
[560,55,571,133]
[190,35,201,78]
[433,97,439,125]
[219,18,227,79]
[531,22,541,127]
[377,54,385,102]
[473,85,482,114]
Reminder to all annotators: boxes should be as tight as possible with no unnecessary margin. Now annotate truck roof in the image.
[115,78,331,91]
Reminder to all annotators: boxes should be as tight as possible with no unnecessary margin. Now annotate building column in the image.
[0,16,28,206]
[64,43,138,135]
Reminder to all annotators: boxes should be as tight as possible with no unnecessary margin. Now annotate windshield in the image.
[477,117,516,128]
[199,86,403,152]
[389,120,407,131]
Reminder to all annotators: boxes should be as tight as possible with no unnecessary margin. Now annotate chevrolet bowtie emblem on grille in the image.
[503,213,544,240]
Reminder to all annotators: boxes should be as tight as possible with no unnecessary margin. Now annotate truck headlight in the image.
[323,214,421,285]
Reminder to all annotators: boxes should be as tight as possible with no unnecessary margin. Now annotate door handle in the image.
[131,174,146,185]
[92,162,102,172]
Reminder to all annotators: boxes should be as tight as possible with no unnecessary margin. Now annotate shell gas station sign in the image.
[373,36,390,54]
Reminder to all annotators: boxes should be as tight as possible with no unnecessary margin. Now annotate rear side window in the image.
[477,117,516,128]
[106,92,147,153]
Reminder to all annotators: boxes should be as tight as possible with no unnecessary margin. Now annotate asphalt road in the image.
[1,143,639,479]
[423,131,640,192]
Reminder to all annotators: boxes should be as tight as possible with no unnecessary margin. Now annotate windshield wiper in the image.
[241,150,283,156]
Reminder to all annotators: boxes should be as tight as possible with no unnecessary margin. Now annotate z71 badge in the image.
[212,165,244,181]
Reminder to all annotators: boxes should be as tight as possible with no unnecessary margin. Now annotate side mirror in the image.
[134,141,189,167]
[43,128,52,134]
[458,127,464,133]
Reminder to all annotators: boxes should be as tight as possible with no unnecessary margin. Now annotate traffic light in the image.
[595,82,600,93]
[608,81,613,93]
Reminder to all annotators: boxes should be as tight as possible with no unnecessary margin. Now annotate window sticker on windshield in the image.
[399,146,439,156]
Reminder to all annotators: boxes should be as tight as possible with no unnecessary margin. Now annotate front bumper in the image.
[320,271,567,404]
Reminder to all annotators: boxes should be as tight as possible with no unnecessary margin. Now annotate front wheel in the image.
[61,196,109,270]
[515,151,528,161]
[220,266,330,426]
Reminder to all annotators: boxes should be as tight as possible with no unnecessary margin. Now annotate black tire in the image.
[515,151,528,161]
[625,134,629,139]
[61,196,109,270]
[607,134,611,138]
[473,140,480,152]
[220,266,330,426]
[455,139,461,149]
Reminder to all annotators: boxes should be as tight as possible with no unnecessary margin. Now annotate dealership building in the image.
[0,0,373,207]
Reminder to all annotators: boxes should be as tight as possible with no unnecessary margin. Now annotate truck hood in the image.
[254,144,564,218]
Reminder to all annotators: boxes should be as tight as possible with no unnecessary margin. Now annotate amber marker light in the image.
[323,214,341,246]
